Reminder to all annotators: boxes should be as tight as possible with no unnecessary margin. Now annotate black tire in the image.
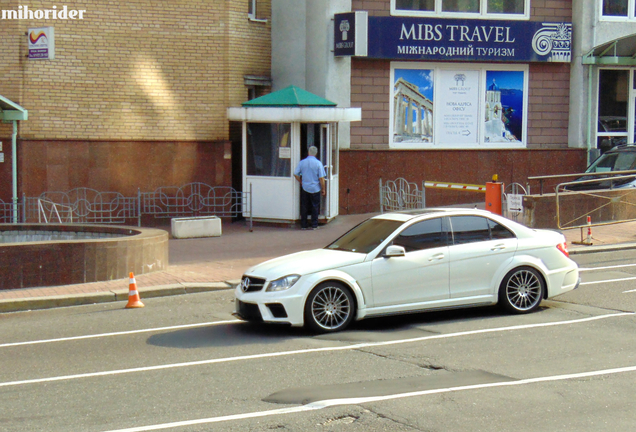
[304,281,355,333]
[498,266,545,314]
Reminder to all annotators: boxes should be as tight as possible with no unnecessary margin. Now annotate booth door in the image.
[320,124,339,220]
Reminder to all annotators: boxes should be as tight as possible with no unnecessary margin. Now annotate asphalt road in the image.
[1,251,636,432]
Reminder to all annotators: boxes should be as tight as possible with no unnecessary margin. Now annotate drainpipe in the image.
[12,120,18,223]
[587,65,593,165]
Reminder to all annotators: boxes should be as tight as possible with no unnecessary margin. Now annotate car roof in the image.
[372,208,496,222]
[605,144,636,153]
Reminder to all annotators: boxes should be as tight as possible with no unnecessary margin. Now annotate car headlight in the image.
[266,275,300,292]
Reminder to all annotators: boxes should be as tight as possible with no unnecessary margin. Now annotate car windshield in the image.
[586,152,636,173]
[325,218,403,254]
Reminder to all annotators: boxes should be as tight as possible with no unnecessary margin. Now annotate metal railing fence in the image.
[1,183,252,229]
[379,178,425,213]
[555,174,636,230]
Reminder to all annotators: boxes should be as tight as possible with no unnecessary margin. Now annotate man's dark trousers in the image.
[300,189,320,229]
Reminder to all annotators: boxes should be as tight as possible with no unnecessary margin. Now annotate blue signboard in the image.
[334,13,572,63]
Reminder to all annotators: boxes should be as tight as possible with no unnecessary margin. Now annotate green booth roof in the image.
[242,86,337,107]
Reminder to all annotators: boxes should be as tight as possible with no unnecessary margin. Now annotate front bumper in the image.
[234,286,307,327]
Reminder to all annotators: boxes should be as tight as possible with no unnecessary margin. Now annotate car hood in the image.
[244,249,366,279]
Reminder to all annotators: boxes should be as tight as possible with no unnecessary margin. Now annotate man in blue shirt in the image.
[294,146,326,229]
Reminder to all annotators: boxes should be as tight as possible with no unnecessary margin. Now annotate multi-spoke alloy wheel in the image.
[499,267,544,313]
[305,282,354,332]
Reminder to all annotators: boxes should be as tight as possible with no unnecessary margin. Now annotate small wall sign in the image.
[28,27,55,60]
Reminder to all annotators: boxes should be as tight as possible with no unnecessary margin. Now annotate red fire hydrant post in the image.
[485,174,503,215]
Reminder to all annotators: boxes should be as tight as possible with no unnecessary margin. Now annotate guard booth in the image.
[228,86,361,224]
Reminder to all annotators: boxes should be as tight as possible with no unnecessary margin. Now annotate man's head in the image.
[308,146,318,156]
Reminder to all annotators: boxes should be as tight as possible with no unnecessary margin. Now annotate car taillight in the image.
[557,242,569,257]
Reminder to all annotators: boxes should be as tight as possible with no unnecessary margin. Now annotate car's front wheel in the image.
[499,266,544,313]
[304,282,355,333]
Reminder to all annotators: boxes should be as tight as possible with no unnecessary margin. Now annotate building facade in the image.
[338,0,588,212]
[0,0,272,204]
[570,0,636,156]
[3,0,636,220]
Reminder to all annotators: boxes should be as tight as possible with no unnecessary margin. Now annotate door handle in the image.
[428,253,445,261]
[491,244,506,251]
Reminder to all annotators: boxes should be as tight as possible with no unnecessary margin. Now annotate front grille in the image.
[240,276,266,293]
[236,300,263,322]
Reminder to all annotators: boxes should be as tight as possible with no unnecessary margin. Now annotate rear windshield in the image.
[326,219,402,254]
[586,152,636,173]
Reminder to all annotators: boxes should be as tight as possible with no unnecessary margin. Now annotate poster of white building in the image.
[484,71,524,143]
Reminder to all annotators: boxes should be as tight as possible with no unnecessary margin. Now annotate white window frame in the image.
[599,0,636,20]
[389,62,529,149]
[248,0,256,18]
[595,68,634,148]
[391,0,529,20]
[248,0,267,22]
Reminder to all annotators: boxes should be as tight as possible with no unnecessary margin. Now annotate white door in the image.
[371,218,450,307]
[448,216,517,299]
[320,124,339,219]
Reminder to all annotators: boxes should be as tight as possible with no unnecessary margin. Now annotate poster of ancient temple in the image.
[392,69,434,144]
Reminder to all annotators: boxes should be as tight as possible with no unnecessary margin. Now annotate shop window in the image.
[442,0,479,13]
[487,0,524,14]
[601,0,636,18]
[390,62,527,149]
[396,0,434,12]
[597,69,629,153]
[246,123,291,177]
[393,0,526,17]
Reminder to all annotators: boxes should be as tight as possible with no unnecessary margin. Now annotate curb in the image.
[569,242,636,255]
[0,281,239,314]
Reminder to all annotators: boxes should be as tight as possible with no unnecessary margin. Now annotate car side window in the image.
[449,216,491,245]
[488,219,515,239]
[392,218,446,252]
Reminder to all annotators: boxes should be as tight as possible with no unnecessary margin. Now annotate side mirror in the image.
[384,245,406,258]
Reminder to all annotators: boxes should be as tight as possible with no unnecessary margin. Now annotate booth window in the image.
[393,0,526,17]
[247,123,292,177]
[597,69,629,153]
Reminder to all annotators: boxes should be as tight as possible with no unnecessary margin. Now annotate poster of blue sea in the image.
[484,70,524,143]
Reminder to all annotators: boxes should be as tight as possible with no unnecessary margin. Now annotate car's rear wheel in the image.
[499,266,544,313]
[304,282,354,333]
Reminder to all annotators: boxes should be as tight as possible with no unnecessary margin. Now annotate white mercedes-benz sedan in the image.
[234,209,580,333]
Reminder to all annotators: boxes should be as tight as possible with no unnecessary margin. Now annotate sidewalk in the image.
[1,212,635,313]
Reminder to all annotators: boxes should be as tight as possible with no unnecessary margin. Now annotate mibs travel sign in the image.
[334,13,571,63]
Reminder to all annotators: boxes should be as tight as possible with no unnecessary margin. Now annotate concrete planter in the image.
[171,216,222,239]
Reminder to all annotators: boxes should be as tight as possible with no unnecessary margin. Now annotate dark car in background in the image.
[598,116,628,152]
[566,144,636,191]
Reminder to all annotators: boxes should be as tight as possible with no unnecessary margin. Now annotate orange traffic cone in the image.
[125,272,144,308]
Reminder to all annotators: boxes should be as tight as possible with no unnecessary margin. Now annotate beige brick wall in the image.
[0,0,271,141]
